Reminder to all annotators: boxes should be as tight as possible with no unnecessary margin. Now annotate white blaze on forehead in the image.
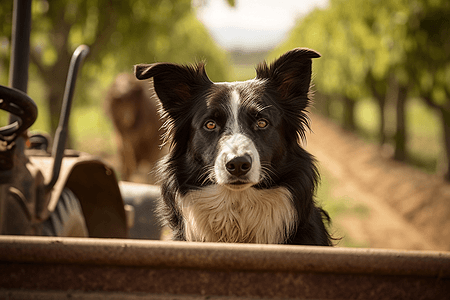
[213,87,262,187]
[228,89,241,134]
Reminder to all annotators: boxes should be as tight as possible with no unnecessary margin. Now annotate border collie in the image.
[135,48,332,245]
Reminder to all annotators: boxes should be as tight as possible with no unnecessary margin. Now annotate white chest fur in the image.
[178,185,297,244]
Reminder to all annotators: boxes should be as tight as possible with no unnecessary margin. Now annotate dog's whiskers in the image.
[197,165,215,185]
[260,164,277,185]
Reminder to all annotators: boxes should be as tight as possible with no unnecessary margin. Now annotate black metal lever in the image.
[45,45,90,192]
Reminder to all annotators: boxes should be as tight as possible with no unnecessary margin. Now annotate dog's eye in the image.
[204,120,217,131]
[256,119,269,129]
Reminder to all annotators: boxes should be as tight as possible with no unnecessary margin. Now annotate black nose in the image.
[225,155,252,177]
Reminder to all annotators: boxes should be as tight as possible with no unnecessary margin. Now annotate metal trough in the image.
[0,236,449,299]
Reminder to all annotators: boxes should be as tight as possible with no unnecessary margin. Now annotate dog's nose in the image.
[225,155,252,177]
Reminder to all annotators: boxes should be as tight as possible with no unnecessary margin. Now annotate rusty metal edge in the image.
[0,236,449,278]
[0,290,244,300]
[29,153,115,214]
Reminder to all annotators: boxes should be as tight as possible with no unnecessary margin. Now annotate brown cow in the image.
[105,73,165,183]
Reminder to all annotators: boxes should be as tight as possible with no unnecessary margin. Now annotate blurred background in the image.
[0,0,449,250]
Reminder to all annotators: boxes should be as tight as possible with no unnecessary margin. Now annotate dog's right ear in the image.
[135,63,212,118]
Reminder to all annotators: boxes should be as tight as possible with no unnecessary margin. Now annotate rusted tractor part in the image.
[119,181,161,239]
[0,0,129,238]
[0,236,449,299]
[0,90,129,238]
[27,152,128,238]
[0,86,38,234]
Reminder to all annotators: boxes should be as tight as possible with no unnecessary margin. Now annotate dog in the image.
[105,73,165,183]
[135,48,332,245]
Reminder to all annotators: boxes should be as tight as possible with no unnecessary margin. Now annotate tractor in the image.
[0,0,160,240]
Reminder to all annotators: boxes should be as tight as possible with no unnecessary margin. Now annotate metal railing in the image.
[1,236,449,299]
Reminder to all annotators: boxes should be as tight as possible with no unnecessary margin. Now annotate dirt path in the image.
[306,114,450,251]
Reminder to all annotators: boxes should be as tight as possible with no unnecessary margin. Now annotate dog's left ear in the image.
[256,48,320,100]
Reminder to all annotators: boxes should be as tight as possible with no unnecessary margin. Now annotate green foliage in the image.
[284,0,447,105]
[272,0,412,99]
[0,0,231,134]
[270,0,450,175]
[406,0,450,106]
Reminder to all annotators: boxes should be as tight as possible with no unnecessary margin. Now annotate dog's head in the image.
[135,48,320,191]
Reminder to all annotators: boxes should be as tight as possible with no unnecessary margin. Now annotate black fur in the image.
[135,48,332,245]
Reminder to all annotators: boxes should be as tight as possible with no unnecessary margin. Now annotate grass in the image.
[316,166,371,248]
[354,98,442,173]
[406,99,442,172]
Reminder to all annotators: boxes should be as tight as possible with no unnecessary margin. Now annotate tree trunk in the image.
[440,108,450,181]
[369,79,387,146]
[325,95,332,118]
[30,4,75,149]
[48,87,64,135]
[393,84,408,161]
[377,96,386,146]
[342,96,356,131]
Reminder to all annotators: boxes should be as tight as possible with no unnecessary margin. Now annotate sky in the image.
[196,0,329,51]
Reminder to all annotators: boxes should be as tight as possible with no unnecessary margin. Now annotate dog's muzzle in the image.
[214,134,261,189]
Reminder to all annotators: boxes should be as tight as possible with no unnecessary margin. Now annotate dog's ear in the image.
[256,48,320,141]
[256,48,320,101]
[135,62,212,118]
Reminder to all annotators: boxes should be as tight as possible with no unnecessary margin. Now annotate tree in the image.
[270,1,371,131]
[1,0,231,137]
[406,0,450,179]
[273,0,450,181]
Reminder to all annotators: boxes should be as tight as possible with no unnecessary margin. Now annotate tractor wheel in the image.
[41,188,89,237]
